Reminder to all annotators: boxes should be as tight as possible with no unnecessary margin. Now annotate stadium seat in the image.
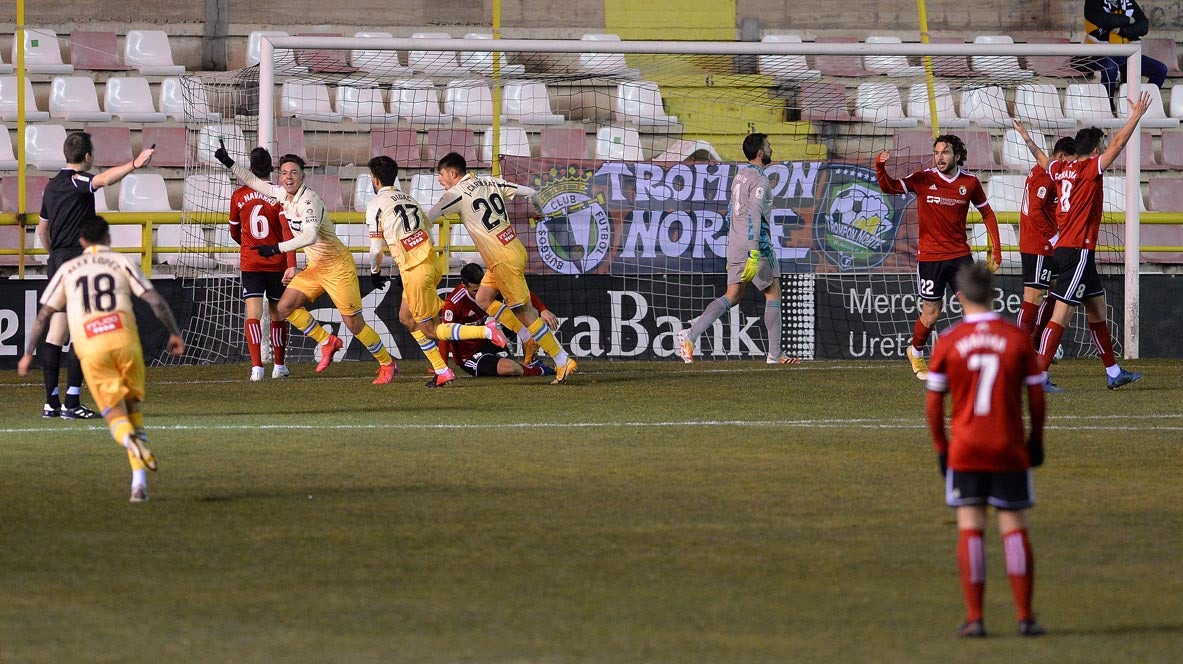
[984,174,1026,213]
[1,175,49,212]
[70,31,129,71]
[337,84,399,124]
[1141,38,1183,78]
[854,82,917,127]
[448,221,481,266]
[94,186,112,212]
[408,33,467,76]
[797,82,854,122]
[1161,129,1183,168]
[1139,131,1166,171]
[813,36,874,77]
[1014,84,1074,130]
[0,129,17,170]
[905,82,968,127]
[1064,83,1125,128]
[1148,177,1183,211]
[0,76,50,121]
[118,173,173,211]
[929,37,973,77]
[1026,37,1083,78]
[15,28,73,74]
[124,30,184,76]
[281,80,344,123]
[757,35,821,82]
[892,129,935,173]
[295,33,357,74]
[960,85,1010,128]
[1103,175,1146,212]
[653,139,722,162]
[577,34,636,76]
[1118,83,1179,128]
[196,123,247,167]
[350,31,408,76]
[352,174,376,212]
[49,77,111,122]
[540,126,589,159]
[459,33,526,76]
[970,36,1033,80]
[1140,222,1183,263]
[595,126,644,161]
[390,79,451,124]
[246,31,306,73]
[443,80,494,125]
[503,81,563,124]
[962,130,1001,172]
[25,124,68,170]
[86,125,133,167]
[427,128,480,166]
[141,126,188,168]
[480,125,532,163]
[410,173,445,207]
[103,77,166,122]
[864,36,923,77]
[159,77,222,122]
[1001,127,1047,171]
[108,220,144,264]
[370,127,425,167]
[275,124,316,166]
[615,81,678,125]
[182,173,233,213]
[0,47,12,74]
[305,174,345,212]
[1170,84,1183,120]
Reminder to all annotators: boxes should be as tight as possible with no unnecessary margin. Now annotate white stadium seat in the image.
[480,125,532,163]
[1014,84,1075,130]
[408,33,468,76]
[577,34,637,76]
[410,173,446,207]
[104,77,166,123]
[246,31,306,73]
[444,80,494,125]
[350,31,409,76]
[503,82,564,124]
[1063,83,1125,128]
[281,80,343,123]
[159,77,222,122]
[906,82,969,128]
[595,126,644,161]
[758,35,821,82]
[960,85,1010,128]
[0,129,18,170]
[337,84,400,124]
[864,36,923,77]
[124,30,185,76]
[855,82,918,127]
[196,123,247,167]
[0,76,50,122]
[615,81,678,125]
[118,173,173,211]
[1001,128,1047,171]
[1118,83,1180,128]
[984,174,1027,213]
[49,76,111,122]
[25,124,68,170]
[971,35,1034,80]
[1103,175,1147,212]
[459,33,526,76]
[390,79,452,125]
[14,28,72,74]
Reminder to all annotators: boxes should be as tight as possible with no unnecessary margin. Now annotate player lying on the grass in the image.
[1012,94,1151,391]
[427,152,576,384]
[364,156,508,388]
[438,263,557,378]
[18,216,185,503]
[677,133,801,366]
[228,146,295,382]
[214,142,398,384]
[926,261,1046,639]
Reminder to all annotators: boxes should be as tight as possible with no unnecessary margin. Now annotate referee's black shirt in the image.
[40,168,97,274]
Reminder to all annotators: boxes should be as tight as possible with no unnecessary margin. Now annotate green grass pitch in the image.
[1,359,1180,662]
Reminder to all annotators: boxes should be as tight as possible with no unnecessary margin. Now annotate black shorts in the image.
[1050,247,1104,306]
[1021,253,1056,290]
[946,469,1034,510]
[459,342,506,377]
[916,255,974,302]
[242,271,286,302]
[48,247,84,278]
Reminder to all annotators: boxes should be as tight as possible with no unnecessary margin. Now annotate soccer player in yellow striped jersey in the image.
[365,156,507,388]
[213,144,397,384]
[18,216,185,503]
[427,152,577,383]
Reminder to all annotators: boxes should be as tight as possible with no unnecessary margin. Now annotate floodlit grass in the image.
[1,359,1180,663]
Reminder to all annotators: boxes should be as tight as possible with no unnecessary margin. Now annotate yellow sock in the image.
[287,308,329,344]
[412,329,447,372]
[527,318,568,365]
[356,324,392,366]
[129,411,144,435]
[486,302,523,336]
[436,322,489,341]
[109,416,144,471]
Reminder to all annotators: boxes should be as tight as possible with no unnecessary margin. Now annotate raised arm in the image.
[1099,91,1152,171]
[1012,119,1050,170]
[874,152,906,195]
[92,146,155,190]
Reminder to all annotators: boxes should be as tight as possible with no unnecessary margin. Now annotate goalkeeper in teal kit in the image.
[677,133,800,365]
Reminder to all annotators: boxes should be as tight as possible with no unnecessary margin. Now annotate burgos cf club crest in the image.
[531,166,611,275]
[813,164,906,271]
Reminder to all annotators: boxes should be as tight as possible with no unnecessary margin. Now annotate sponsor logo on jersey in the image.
[531,166,612,275]
[496,226,517,245]
[400,229,429,251]
[84,313,124,338]
[813,164,905,271]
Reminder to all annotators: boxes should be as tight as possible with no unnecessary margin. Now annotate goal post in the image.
[172,36,1150,365]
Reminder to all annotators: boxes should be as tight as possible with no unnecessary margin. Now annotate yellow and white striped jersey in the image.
[40,245,151,357]
[366,186,434,272]
[427,173,530,267]
[231,164,351,267]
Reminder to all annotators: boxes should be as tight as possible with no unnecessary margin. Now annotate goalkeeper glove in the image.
[370,272,389,290]
[740,249,760,282]
[213,139,235,169]
[1027,437,1044,468]
[252,244,281,257]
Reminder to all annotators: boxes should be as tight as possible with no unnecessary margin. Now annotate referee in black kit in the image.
[35,131,154,419]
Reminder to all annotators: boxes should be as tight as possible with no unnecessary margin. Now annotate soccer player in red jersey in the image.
[926,262,1046,639]
[228,147,295,382]
[876,135,1002,381]
[1016,137,1074,343]
[1012,93,1151,390]
[438,263,557,378]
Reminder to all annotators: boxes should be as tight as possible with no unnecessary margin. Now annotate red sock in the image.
[522,363,544,376]
[1088,321,1116,368]
[1017,301,1038,335]
[911,319,933,352]
[271,321,288,365]
[246,318,262,367]
[957,529,986,623]
[1033,299,1054,341]
[1038,321,1065,372]
[1003,529,1035,622]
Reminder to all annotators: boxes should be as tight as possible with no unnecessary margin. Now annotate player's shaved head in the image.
[368,156,399,186]
[955,262,995,307]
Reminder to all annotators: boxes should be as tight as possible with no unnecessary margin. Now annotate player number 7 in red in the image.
[967,353,1000,416]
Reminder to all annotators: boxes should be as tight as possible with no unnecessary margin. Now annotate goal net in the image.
[169,36,1148,365]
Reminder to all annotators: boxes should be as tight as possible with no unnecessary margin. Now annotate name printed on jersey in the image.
[401,229,429,251]
[953,330,1008,357]
[236,190,278,209]
[83,313,124,338]
[496,227,516,245]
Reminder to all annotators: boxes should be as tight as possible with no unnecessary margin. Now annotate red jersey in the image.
[439,284,547,365]
[1018,165,1057,256]
[229,184,294,272]
[1048,156,1104,250]
[879,166,990,261]
[927,313,1043,472]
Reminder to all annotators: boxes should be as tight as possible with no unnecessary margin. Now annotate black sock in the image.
[65,348,84,409]
[40,342,63,409]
